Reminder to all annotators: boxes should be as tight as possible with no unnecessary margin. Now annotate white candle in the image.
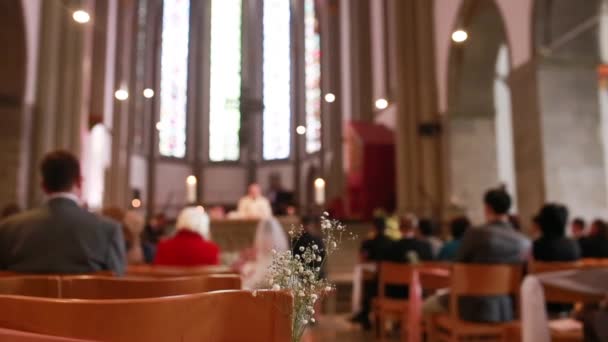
[186,175,197,203]
[314,178,326,206]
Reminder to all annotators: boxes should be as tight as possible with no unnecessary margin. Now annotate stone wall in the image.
[449,116,499,223]
[538,63,608,219]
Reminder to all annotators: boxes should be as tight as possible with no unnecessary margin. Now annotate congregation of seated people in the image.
[350,187,608,335]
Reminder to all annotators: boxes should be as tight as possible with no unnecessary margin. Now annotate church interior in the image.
[0,0,607,341]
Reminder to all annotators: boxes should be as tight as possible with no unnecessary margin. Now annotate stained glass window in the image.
[158,0,190,158]
[262,0,291,160]
[304,0,321,153]
[209,0,242,162]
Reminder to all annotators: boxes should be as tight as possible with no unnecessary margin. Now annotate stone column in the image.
[346,0,373,123]
[509,60,546,228]
[392,0,445,218]
[106,0,137,208]
[28,0,94,206]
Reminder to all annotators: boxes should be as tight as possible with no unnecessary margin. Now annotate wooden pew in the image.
[126,264,235,277]
[0,328,92,342]
[61,274,242,299]
[0,276,60,298]
[0,290,292,342]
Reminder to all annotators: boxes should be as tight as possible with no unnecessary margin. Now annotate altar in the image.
[210,216,301,254]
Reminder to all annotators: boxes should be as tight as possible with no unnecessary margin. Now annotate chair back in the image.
[0,290,292,342]
[378,262,414,298]
[449,264,523,319]
[417,263,451,290]
[61,275,241,299]
[0,276,61,298]
[126,264,234,277]
[529,261,582,274]
[581,258,608,268]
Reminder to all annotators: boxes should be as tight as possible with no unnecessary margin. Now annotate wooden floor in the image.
[304,315,400,342]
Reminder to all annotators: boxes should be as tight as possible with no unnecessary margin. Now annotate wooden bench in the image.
[0,290,292,341]
[126,264,235,277]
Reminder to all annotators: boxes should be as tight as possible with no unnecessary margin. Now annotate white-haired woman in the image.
[153,207,220,266]
[238,217,289,289]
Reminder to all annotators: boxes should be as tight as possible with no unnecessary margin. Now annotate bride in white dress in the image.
[238,217,289,289]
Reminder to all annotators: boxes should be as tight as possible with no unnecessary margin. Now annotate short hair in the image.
[418,218,435,237]
[40,150,81,192]
[483,188,512,215]
[537,203,569,237]
[591,219,608,237]
[572,217,586,228]
[450,216,471,239]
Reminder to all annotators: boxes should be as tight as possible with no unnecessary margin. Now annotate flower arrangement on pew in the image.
[265,213,355,342]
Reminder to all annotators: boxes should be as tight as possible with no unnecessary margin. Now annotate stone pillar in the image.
[106,0,137,208]
[321,0,344,203]
[28,0,94,206]
[344,0,373,123]
[392,0,445,218]
[509,60,546,228]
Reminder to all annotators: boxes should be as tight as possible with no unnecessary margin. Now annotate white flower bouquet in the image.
[264,213,354,342]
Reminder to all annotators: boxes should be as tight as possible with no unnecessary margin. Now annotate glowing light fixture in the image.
[296,125,307,135]
[114,89,129,101]
[72,10,91,24]
[452,30,468,43]
[143,88,155,98]
[324,93,336,103]
[131,198,142,208]
[375,98,389,110]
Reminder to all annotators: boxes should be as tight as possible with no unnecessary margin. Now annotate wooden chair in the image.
[529,261,582,274]
[0,328,92,341]
[0,276,61,298]
[432,263,523,342]
[0,290,292,341]
[126,264,235,277]
[374,262,414,340]
[60,274,241,299]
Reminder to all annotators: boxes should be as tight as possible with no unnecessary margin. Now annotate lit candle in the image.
[186,175,197,204]
[314,178,326,206]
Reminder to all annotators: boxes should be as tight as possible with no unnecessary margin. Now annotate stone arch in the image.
[0,1,27,207]
[446,0,514,222]
[534,0,607,220]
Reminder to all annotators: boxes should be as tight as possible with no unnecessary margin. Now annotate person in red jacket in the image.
[154,206,220,266]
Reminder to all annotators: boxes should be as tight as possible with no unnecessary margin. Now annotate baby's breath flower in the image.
[311,318,316,323]
[272,284,281,291]
[299,246,305,252]
[252,291,257,297]
[298,291,305,297]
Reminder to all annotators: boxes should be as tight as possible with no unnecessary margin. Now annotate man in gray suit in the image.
[423,188,530,326]
[0,151,126,275]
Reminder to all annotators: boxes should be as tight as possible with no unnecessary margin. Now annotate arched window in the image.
[304,0,321,153]
[158,0,191,158]
[262,0,292,160]
[208,0,242,162]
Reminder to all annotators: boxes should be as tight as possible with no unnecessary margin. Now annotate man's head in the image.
[536,203,569,238]
[571,217,586,237]
[418,218,435,238]
[40,150,82,195]
[483,188,511,221]
[248,183,262,198]
[450,216,471,240]
[399,214,418,235]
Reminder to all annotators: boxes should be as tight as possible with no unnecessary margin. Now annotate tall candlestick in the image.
[314,178,326,206]
[186,175,197,204]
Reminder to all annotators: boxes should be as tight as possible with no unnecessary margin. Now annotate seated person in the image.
[579,219,608,258]
[533,203,581,315]
[292,216,326,278]
[360,217,393,262]
[102,208,155,264]
[533,203,580,261]
[236,183,273,219]
[423,188,530,323]
[570,217,586,239]
[267,175,294,216]
[438,216,471,261]
[418,218,443,258]
[352,215,433,329]
[387,214,434,263]
[154,207,220,266]
[143,213,168,245]
[0,150,126,275]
